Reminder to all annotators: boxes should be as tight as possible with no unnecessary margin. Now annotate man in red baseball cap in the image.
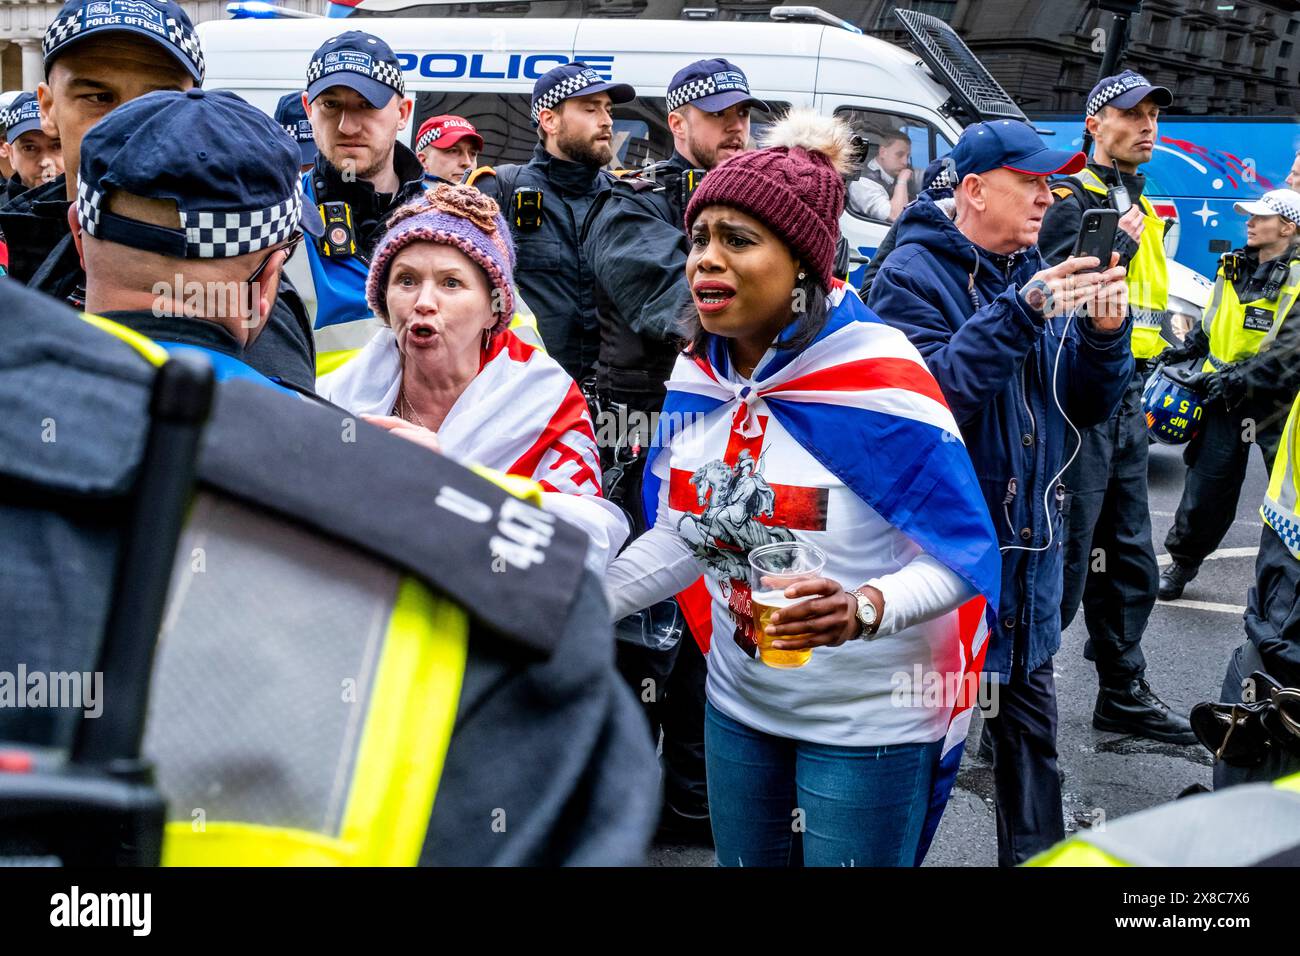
[415,114,483,186]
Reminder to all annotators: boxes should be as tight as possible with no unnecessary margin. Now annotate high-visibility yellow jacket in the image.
[1073,168,1170,360]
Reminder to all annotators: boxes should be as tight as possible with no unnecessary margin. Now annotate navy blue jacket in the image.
[477,145,612,383]
[868,195,1134,679]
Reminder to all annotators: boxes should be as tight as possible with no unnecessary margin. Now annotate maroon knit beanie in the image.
[685,108,852,291]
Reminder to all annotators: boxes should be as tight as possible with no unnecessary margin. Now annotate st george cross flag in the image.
[318,326,602,497]
[643,281,1002,862]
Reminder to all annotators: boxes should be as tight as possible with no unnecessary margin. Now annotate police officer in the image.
[1037,70,1192,743]
[0,93,62,201]
[275,91,318,173]
[69,89,323,395]
[586,58,763,418]
[300,30,426,373]
[474,62,636,384]
[0,90,18,184]
[0,0,202,294]
[1157,188,1300,600]
[0,278,659,868]
[1209,391,1300,790]
[415,114,482,186]
[0,0,316,393]
[580,57,766,843]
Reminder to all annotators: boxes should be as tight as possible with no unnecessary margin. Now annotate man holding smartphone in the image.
[869,119,1133,865]
[1038,71,1194,745]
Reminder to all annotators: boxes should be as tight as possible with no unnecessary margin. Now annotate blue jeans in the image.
[704,701,941,867]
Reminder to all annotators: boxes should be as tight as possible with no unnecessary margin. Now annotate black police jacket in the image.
[0,174,72,287]
[2,173,27,206]
[309,141,427,261]
[477,144,613,383]
[583,151,694,412]
[0,279,658,864]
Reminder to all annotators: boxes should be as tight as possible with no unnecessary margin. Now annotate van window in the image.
[413,93,789,172]
[836,107,954,225]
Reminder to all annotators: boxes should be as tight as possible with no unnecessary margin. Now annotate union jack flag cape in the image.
[643,282,1002,862]
[318,326,602,497]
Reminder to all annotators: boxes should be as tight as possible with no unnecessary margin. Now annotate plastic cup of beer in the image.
[748,541,827,669]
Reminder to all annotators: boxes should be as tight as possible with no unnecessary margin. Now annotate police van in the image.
[198,4,1210,334]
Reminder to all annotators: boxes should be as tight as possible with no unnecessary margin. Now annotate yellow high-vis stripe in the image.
[78,313,170,366]
[163,578,469,866]
[339,578,469,865]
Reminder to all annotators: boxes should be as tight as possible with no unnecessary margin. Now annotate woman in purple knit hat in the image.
[318,183,627,569]
[604,109,1001,867]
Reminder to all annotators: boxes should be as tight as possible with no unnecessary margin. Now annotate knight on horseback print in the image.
[676,448,796,582]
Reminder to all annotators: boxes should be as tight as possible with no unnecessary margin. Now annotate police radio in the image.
[1262,257,1290,302]
[319,201,357,258]
[512,187,543,231]
[1107,159,1131,215]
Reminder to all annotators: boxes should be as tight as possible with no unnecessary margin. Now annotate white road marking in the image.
[1156,546,1259,567]
[1156,597,1248,615]
[1150,510,1262,528]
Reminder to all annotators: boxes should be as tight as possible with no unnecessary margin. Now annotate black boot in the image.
[654,804,714,848]
[1158,561,1198,601]
[1093,678,1197,744]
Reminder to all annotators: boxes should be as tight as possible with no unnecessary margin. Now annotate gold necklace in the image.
[395,383,428,428]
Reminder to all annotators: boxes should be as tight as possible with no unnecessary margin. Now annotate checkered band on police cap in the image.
[416,126,441,153]
[1087,72,1152,117]
[307,49,405,97]
[667,75,722,112]
[76,175,306,259]
[43,1,205,84]
[531,68,601,124]
[1262,191,1300,223]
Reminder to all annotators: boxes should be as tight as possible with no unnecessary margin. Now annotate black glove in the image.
[1155,345,1194,367]
[1181,371,1212,396]
[1202,373,1227,402]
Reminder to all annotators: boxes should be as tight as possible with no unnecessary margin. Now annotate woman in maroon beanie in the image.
[604,110,1001,866]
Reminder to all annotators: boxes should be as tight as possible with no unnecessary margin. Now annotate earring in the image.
[797,271,806,281]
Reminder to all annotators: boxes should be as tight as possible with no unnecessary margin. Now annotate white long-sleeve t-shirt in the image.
[605,402,975,747]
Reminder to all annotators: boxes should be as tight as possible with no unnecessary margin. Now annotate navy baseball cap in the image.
[43,0,205,84]
[3,92,44,142]
[667,58,768,113]
[76,88,322,259]
[1086,70,1173,117]
[530,62,635,126]
[306,31,405,109]
[948,119,1086,180]
[275,91,316,166]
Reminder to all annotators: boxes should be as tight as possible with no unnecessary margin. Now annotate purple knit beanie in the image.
[367,183,516,330]
[685,108,852,291]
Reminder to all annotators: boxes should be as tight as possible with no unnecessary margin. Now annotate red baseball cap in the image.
[415,115,483,153]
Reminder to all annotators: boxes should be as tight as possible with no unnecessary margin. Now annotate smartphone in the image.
[1071,208,1120,273]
